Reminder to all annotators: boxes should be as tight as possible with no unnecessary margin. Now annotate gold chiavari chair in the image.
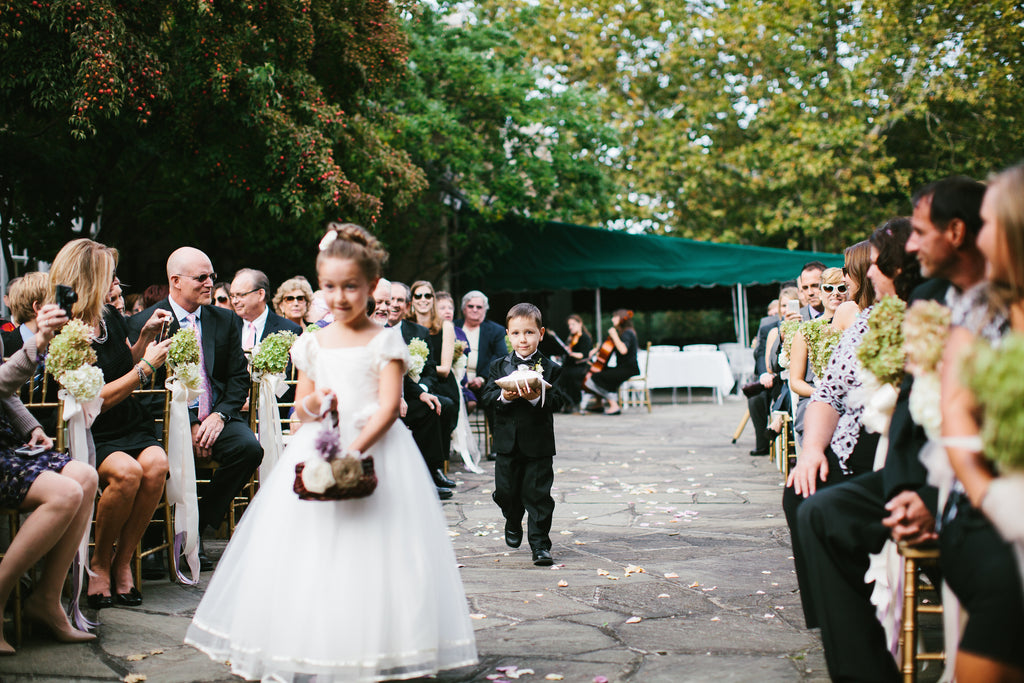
[898,542,945,682]
[130,385,175,585]
[0,507,24,646]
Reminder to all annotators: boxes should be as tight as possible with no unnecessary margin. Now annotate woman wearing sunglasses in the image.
[272,277,316,328]
[212,282,233,311]
[787,267,849,444]
[409,280,461,471]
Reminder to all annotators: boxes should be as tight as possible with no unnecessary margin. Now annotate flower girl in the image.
[185,223,478,681]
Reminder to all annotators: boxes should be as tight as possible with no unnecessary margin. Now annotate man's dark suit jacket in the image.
[129,299,250,421]
[881,278,951,510]
[753,315,779,376]
[480,352,568,458]
[457,318,507,380]
[260,310,303,341]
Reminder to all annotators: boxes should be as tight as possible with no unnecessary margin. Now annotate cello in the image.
[583,336,617,390]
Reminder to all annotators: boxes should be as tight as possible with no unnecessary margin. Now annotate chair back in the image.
[6,359,66,452]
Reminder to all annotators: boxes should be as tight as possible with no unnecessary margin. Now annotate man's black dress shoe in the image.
[749,448,770,456]
[436,487,453,500]
[504,524,523,549]
[432,469,456,488]
[86,593,112,610]
[532,549,554,566]
[141,552,166,580]
[115,587,143,607]
[196,540,214,572]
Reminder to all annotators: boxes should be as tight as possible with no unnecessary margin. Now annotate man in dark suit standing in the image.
[796,177,986,681]
[388,282,456,498]
[747,285,801,455]
[229,268,302,350]
[131,247,263,570]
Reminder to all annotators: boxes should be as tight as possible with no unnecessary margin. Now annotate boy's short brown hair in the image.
[8,272,49,325]
[506,303,543,328]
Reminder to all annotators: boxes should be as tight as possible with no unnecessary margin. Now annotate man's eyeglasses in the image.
[821,284,848,294]
[176,272,217,283]
[412,292,434,300]
[465,304,484,310]
[230,288,260,300]
[283,295,306,303]
[216,295,229,304]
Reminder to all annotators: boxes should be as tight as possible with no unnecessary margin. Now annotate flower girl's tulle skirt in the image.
[185,423,478,682]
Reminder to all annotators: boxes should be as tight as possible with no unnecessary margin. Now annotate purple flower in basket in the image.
[315,425,342,460]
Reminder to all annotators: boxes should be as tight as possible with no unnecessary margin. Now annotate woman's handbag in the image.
[742,380,768,398]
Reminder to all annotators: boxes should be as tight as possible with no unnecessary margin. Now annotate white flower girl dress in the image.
[185,328,478,682]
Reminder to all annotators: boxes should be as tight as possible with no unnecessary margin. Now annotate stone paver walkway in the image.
[1,394,834,682]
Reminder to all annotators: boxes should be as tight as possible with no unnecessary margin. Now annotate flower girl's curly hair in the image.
[317,222,389,280]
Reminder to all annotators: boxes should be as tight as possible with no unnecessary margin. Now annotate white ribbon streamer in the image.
[451,364,483,474]
[58,389,102,630]
[167,379,203,584]
[255,371,288,483]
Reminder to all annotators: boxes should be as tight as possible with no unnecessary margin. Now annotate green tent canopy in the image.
[484,218,844,291]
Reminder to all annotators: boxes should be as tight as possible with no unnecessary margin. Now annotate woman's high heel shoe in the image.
[23,599,96,643]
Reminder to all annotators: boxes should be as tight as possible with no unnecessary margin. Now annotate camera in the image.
[55,284,78,312]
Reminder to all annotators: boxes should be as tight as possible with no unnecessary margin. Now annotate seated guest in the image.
[230,268,302,353]
[941,166,1024,681]
[785,217,922,643]
[436,291,475,409]
[831,240,875,331]
[371,278,392,326]
[583,309,639,415]
[131,247,263,573]
[388,282,455,497]
[142,283,168,310]
[49,239,174,608]
[0,302,97,654]
[561,314,593,413]
[272,276,318,330]
[4,272,51,355]
[212,282,233,311]
[798,261,827,320]
[409,280,460,455]
[108,275,126,314]
[124,293,146,316]
[786,269,849,442]
[797,175,987,681]
[458,290,508,395]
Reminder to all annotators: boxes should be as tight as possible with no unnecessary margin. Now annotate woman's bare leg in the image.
[2,462,98,650]
[110,447,168,595]
[89,453,142,598]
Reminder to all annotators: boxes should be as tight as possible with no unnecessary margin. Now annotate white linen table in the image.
[640,350,736,404]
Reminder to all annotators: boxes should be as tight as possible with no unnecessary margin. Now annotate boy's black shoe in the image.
[436,487,454,500]
[532,549,554,566]
[504,524,523,548]
[432,469,456,488]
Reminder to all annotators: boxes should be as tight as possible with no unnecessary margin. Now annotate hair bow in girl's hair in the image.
[318,230,339,251]
[624,310,634,321]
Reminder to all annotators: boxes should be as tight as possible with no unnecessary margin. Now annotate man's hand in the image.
[883,490,937,545]
[787,448,829,497]
[467,376,485,391]
[399,397,408,418]
[192,413,225,458]
[419,392,442,414]
[26,426,53,451]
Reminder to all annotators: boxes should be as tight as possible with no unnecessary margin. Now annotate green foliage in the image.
[251,331,298,374]
[801,319,842,379]
[46,319,98,379]
[963,333,1024,471]
[858,296,907,386]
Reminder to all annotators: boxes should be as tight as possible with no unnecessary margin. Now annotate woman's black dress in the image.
[561,332,593,405]
[592,329,639,393]
[90,306,160,465]
[427,329,461,458]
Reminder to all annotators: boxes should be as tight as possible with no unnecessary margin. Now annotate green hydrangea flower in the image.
[963,333,1024,471]
[168,327,201,369]
[252,331,298,375]
[858,296,907,387]
[47,319,98,379]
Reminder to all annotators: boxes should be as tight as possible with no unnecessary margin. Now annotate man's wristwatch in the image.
[214,411,229,423]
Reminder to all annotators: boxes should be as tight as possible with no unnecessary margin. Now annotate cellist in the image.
[583,309,640,415]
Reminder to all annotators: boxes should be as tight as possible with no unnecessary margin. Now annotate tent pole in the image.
[594,288,602,343]
[731,287,740,345]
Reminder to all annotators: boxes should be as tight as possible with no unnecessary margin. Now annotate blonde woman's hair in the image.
[408,280,443,334]
[988,164,1024,308]
[272,276,315,320]
[8,272,49,325]
[49,238,118,325]
[821,267,843,285]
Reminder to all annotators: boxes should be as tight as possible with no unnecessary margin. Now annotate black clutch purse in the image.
[742,380,767,398]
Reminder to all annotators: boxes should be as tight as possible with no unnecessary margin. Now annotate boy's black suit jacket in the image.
[480,352,568,457]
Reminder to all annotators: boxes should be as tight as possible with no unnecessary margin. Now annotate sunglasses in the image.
[283,295,306,302]
[412,292,434,300]
[176,272,217,283]
[216,295,229,304]
[821,284,848,294]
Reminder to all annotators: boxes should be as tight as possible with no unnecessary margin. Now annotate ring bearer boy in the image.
[481,304,569,566]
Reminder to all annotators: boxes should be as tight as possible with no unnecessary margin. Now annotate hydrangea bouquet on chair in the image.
[248,331,298,480]
[294,395,377,501]
[45,319,105,629]
[164,328,205,583]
